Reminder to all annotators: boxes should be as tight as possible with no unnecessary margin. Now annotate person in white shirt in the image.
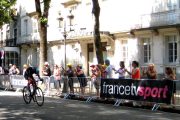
[114,61,126,79]
[105,59,114,78]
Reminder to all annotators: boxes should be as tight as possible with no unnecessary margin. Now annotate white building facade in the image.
[1,0,180,78]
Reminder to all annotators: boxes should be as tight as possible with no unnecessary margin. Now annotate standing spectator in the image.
[0,66,4,75]
[9,65,20,75]
[66,63,75,94]
[75,65,87,96]
[101,64,107,78]
[164,67,176,104]
[105,59,114,78]
[126,61,140,80]
[125,61,141,106]
[42,62,51,76]
[9,64,12,69]
[113,61,126,79]
[22,64,28,76]
[90,64,101,97]
[142,63,157,79]
[53,64,61,96]
[164,67,176,80]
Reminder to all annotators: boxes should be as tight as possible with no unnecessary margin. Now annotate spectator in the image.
[66,63,75,94]
[9,64,12,69]
[0,66,4,75]
[22,64,28,76]
[101,64,107,78]
[105,59,114,78]
[113,61,126,79]
[42,62,51,76]
[75,65,87,96]
[53,64,61,96]
[126,61,141,80]
[164,67,176,80]
[164,67,176,104]
[2,67,9,75]
[9,65,20,75]
[142,63,157,79]
[90,64,101,97]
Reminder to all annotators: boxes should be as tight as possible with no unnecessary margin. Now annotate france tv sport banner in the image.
[100,79,174,104]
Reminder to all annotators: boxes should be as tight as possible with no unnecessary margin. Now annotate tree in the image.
[34,0,51,75]
[0,0,17,27]
[92,0,104,64]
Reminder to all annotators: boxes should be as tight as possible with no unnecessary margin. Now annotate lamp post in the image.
[58,10,74,93]
[63,22,67,70]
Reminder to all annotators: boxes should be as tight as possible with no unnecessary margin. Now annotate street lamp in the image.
[58,10,74,70]
[63,23,67,70]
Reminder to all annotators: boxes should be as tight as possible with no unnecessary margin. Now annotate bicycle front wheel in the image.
[22,86,31,104]
[34,87,44,106]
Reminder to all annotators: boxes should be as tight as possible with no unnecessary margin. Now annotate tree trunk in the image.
[39,22,47,76]
[92,0,104,64]
[35,0,50,76]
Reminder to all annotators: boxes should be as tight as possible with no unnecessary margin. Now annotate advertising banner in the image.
[100,79,174,104]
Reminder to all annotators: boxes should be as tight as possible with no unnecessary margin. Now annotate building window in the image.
[6,25,10,39]
[166,35,177,63]
[33,21,38,33]
[24,19,28,36]
[13,28,17,46]
[121,40,128,62]
[143,38,151,63]
[5,51,19,67]
[1,31,3,41]
[58,19,63,28]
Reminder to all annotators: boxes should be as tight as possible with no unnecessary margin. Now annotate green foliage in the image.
[40,17,48,24]
[0,0,17,27]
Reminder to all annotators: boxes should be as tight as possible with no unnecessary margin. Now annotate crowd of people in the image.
[0,59,176,103]
[88,59,176,104]
[0,64,20,75]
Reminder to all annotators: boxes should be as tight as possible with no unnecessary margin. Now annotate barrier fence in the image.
[0,75,180,111]
[0,75,11,90]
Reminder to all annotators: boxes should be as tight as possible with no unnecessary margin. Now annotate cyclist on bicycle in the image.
[23,64,43,95]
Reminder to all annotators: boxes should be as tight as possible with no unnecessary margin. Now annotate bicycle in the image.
[22,77,44,106]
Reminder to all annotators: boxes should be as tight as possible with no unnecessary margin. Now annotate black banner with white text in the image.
[100,79,174,104]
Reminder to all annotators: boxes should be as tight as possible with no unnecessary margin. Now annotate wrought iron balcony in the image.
[132,9,180,30]
[67,28,110,39]
[0,38,17,47]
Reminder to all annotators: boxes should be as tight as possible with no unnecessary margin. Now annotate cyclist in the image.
[23,64,43,96]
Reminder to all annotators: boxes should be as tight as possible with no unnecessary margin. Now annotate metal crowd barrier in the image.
[0,75,11,90]
[9,75,52,94]
[63,77,96,99]
[174,80,180,107]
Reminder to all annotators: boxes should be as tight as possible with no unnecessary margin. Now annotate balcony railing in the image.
[67,29,110,39]
[17,33,40,45]
[61,0,81,7]
[0,38,17,47]
[132,9,180,29]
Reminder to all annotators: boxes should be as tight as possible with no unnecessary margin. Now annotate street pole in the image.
[62,21,68,93]
[63,26,67,70]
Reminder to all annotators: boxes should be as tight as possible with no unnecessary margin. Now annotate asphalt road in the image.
[0,91,180,120]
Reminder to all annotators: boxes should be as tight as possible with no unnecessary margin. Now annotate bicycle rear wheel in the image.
[22,86,32,104]
[34,87,44,106]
